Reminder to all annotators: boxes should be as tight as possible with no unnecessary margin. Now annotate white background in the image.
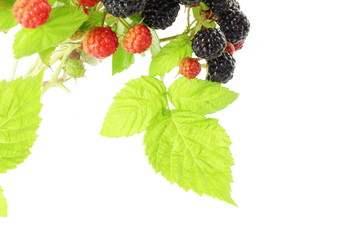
[1,0,360,239]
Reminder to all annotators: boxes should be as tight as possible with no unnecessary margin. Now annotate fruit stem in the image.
[186,7,191,32]
[160,34,186,42]
[101,12,107,27]
[118,18,131,30]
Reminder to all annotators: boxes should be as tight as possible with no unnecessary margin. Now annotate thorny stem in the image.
[42,44,79,95]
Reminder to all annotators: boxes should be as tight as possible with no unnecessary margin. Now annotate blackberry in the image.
[218,10,250,44]
[192,28,227,60]
[101,0,147,18]
[177,0,200,6]
[229,0,240,11]
[202,0,233,17]
[141,0,180,30]
[206,53,236,83]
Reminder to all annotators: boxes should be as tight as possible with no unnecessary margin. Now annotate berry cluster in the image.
[11,0,249,84]
[191,0,250,83]
[5,0,251,210]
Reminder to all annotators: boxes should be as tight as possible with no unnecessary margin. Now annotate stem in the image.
[101,12,107,27]
[186,7,191,32]
[42,44,79,95]
[160,35,179,42]
[118,18,131,29]
[10,59,18,81]
[160,33,188,42]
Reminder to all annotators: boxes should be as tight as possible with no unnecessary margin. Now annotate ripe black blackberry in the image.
[192,28,227,60]
[206,53,236,83]
[218,10,250,44]
[229,0,240,11]
[177,0,200,6]
[101,0,147,18]
[141,0,180,30]
[202,0,234,17]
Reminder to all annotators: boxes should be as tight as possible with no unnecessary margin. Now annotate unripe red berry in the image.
[13,0,51,29]
[122,25,152,54]
[83,27,119,59]
[179,58,201,79]
[233,40,245,51]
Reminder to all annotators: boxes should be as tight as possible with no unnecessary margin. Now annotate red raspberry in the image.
[226,42,235,55]
[78,0,99,7]
[179,58,201,79]
[13,0,51,29]
[122,25,152,54]
[83,27,119,59]
[233,40,245,51]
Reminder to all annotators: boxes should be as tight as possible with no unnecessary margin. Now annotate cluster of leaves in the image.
[102,76,239,205]
[0,0,241,216]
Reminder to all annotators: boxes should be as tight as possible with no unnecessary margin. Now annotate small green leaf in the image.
[144,110,236,205]
[168,77,239,115]
[149,36,192,76]
[0,187,7,217]
[0,72,43,173]
[203,21,216,28]
[79,11,104,31]
[39,47,56,66]
[13,6,88,59]
[129,14,142,23]
[149,28,161,57]
[192,6,201,21]
[192,6,216,28]
[112,46,134,75]
[101,76,167,137]
[0,10,17,32]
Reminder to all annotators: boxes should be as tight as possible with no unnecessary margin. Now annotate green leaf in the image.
[149,36,192,76]
[168,77,239,115]
[13,6,88,59]
[144,110,236,205]
[0,73,43,173]
[0,10,17,32]
[192,6,216,28]
[129,14,142,23]
[79,11,104,31]
[112,46,134,75]
[149,28,161,57]
[192,6,201,20]
[39,47,56,66]
[101,76,167,137]
[0,0,15,10]
[56,0,71,4]
[0,186,7,217]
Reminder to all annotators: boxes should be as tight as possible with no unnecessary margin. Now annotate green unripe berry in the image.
[64,59,85,79]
